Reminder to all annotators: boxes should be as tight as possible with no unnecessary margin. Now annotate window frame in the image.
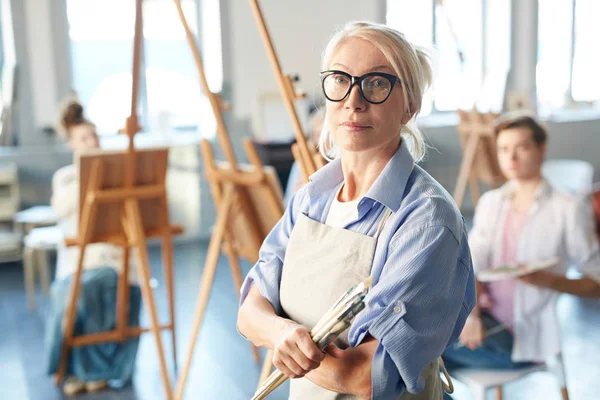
[387,0,510,116]
[65,0,223,135]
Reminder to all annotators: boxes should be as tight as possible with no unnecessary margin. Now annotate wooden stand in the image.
[54,2,180,399]
[247,0,335,386]
[248,0,325,183]
[453,108,506,209]
[171,1,284,399]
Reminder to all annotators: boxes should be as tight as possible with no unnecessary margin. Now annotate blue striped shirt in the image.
[240,143,476,398]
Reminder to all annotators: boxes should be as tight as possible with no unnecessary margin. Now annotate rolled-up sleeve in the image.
[349,224,475,398]
[239,188,306,315]
[565,196,600,283]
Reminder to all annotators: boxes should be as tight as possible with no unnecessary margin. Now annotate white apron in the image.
[280,209,445,399]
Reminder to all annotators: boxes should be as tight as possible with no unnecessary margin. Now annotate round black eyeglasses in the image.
[320,70,402,104]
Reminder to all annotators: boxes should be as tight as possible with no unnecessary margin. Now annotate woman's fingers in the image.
[273,350,306,378]
[273,323,324,378]
[290,342,321,372]
[295,330,325,364]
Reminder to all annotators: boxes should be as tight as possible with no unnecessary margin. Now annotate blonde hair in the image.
[318,21,433,161]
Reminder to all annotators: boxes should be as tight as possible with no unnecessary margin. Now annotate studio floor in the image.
[1,240,598,400]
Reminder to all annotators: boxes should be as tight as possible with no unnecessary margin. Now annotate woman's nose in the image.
[344,84,366,111]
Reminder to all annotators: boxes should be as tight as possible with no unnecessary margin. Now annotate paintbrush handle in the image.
[253,303,364,399]
[252,279,371,400]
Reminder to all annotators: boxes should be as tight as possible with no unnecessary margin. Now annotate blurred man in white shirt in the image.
[443,114,600,370]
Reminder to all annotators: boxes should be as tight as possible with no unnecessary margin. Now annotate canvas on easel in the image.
[171,1,286,399]
[57,147,181,399]
[54,2,180,399]
[453,108,506,209]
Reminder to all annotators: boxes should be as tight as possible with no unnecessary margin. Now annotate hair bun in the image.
[58,97,88,136]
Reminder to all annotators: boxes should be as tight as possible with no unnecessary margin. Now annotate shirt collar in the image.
[307,142,415,213]
[500,178,553,201]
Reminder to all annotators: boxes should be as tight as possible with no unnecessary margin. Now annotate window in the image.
[537,0,600,113]
[67,0,221,136]
[571,0,600,104]
[0,0,16,78]
[536,0,573,112]
[386,0,510,115]
[0,0,17,146]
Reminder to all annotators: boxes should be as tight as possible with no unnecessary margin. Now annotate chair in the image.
[13,205,58,235]
[542,159,594,194]
[451,352,569,400]
[23,225,62,310]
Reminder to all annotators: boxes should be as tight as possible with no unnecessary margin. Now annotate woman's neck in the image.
[338,138,400,202]
[511,174,543,211]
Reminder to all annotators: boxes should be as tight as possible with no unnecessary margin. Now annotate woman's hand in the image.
[271,321,325,379]
[478,292,494,309]
[458,316,485,350]
[305,338,377,398]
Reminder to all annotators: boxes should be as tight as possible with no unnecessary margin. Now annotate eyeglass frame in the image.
[320,70,402,105]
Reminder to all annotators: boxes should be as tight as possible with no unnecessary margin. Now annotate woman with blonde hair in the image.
[45,98,141,396]
[238,22,475,399]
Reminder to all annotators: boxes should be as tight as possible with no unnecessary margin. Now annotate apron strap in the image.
[374,208,393,239]
[438,357,454,394]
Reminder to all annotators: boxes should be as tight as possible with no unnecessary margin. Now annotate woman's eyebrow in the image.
[367,65,392,72]
[331,62,349,70]
[330,63,394,74]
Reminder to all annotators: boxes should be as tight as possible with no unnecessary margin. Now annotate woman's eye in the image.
[334,75,348,84]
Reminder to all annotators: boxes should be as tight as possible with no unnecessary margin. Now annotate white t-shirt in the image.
[325,186,360,228]
[51,164,138,284]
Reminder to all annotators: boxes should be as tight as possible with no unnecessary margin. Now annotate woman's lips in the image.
[341,122,371,131]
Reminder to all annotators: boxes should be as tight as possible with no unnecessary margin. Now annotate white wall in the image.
[4,0,600,238]
[23,0,58,131]
[421,115,600,214]
[10,0,70,146]
[226,0,385,139]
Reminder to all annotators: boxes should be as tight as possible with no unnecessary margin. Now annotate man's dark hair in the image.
[495,115,547,146]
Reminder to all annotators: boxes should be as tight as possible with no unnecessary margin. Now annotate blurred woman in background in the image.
[45,98,141,396]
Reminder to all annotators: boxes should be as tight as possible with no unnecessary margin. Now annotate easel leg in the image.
[37,249,50,297]
[468,172,481,207]
[116,245,130,341]
[174,184,235,400]
[162,231,177,370]
[55,191,100,385]
[54,242,89,385]
[156,186,177,370]
[223,237,261,364]
[453,135,480,209]
[125,199,173,400]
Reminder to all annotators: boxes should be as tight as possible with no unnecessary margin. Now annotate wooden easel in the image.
[171,2,284,399]
[453,108,506,209]
[248,0,326,184]
[246,0,333,387]
[55,1,180,399]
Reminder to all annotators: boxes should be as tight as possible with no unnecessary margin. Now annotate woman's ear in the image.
[401,104,417,125]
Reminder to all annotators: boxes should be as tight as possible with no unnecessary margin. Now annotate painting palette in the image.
[477,257,560,282]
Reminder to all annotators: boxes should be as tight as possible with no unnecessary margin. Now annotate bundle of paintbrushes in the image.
[251,276,374,400]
